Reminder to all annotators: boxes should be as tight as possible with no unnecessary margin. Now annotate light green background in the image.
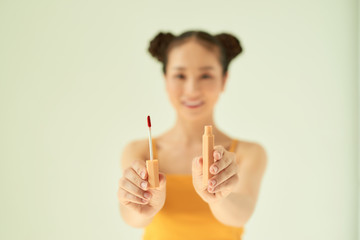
[0,0,358,239]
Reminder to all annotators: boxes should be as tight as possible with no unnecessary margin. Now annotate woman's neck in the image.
[168,115,223,146]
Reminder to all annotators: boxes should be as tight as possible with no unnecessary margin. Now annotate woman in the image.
[117,30,268,240]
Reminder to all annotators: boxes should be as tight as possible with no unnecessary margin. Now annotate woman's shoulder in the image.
[235,139,265,151]
[120,138,149,170]
[123,138,149,151]
[234,139,267,160]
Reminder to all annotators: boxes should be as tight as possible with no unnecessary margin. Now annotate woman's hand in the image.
[117,159,166,218]
[192,145,240,204]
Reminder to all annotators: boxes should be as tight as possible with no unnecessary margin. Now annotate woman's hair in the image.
[148,30,243,75]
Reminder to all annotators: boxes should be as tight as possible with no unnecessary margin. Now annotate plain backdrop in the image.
[0,0,358,239]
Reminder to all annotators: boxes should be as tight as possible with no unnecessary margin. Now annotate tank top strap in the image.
[228,139,239,153]
[152,138,158,159]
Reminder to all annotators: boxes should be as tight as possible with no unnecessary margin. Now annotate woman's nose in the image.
[184,78,200,95]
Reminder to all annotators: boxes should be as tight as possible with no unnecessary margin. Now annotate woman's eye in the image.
[175,74,185,79]
[201,74,211,79]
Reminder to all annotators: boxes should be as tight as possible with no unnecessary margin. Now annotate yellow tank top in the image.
[142,138,244,240]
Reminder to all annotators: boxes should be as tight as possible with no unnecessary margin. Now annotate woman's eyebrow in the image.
[173,67,185,70]
[199,66,214,70]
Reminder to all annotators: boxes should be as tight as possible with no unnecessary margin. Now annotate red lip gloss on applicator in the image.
[146,116,159,188]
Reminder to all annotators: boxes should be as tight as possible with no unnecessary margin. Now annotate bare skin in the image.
[117,37,267,228]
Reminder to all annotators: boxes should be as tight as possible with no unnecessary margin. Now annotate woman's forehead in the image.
[169,65,216,71]
[169,41,219,57]
[167,48,221,70]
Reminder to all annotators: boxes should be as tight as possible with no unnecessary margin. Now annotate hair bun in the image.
[148,32,175,62]
[214,33,243,63]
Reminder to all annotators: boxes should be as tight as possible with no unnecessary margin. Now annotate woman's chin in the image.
[178,108,210,121]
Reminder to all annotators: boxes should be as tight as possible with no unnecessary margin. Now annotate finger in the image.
[119,176,151,201]
[131,160,148,180]
[118,187,149,205]
[208,174,239,193]
[210,151,235,175]
[145,173,166,192]
[192,156,203,177]
[201,187,217,199]
[213,145,226,161]
[156,172,167,189]
[160,172,166,184]
[123,167,149,190]
[208,162,238,188]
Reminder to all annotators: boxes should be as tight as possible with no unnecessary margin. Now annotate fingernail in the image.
[211,166,218,174]
[215,151,221,159]
[208,179,216,186]
[140,170,146,179]
[144,192,151,199]
[141,181,148,189]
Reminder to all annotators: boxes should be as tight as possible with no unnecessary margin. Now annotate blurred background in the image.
[0,0,358,239]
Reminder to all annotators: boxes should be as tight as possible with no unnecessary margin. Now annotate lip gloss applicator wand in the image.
[146,115,159,188]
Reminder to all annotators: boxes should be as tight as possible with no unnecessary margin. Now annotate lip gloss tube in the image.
[146,159,159,188]
[203,125,214,187]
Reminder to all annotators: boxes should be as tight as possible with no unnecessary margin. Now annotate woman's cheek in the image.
[167,80,181,95]
[168,90,183,109]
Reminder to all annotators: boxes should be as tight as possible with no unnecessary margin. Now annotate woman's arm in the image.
[119,202,155,228]
[208,143,268,227]
[209,192,256,227]
[118,140,152,228]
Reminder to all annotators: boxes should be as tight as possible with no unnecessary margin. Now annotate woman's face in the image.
[164,40,228,121]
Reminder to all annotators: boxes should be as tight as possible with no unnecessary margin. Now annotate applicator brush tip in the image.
[147,115,151,127]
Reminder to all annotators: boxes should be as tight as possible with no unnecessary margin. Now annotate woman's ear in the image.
[221,71,228,92]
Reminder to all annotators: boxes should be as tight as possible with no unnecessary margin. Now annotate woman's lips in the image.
[182,101,204,109]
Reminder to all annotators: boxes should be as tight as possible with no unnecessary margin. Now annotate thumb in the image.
[192,156,203,177]
[158,172,166,188]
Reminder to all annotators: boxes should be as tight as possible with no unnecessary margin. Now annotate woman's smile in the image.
[182,100,204,109]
